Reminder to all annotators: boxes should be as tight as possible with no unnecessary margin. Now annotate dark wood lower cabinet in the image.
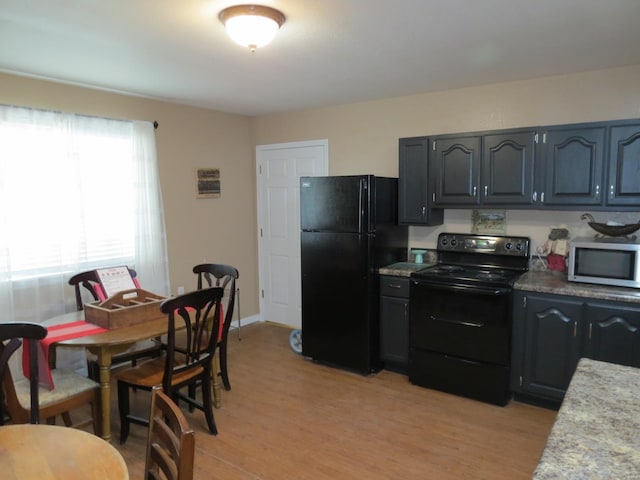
[511,291,640,407]
[517,293,582,404]
[585,301,640,367]
[379,276,409,373]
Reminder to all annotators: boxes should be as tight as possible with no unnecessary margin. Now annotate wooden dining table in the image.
[0,423,129,479]
[44,311,222,442]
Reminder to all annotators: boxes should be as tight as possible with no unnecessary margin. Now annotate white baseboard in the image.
[228,314,261,332]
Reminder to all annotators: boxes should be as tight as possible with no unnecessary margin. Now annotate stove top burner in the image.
[410,233,531,287]
[412,264,522,286]
[430,265,465,274]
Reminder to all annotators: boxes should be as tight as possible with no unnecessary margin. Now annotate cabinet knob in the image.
[484,185,488,196]
[533,191,537,202]
[595,184,600,198]
[473,186,477,196]
[421,205,426,216]
[610,184,615,198]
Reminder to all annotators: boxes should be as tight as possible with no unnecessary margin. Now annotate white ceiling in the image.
[1,0,640,116]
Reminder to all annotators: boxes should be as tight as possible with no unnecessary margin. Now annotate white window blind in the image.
[0,105,170,322]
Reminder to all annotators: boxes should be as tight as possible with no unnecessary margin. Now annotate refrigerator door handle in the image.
[358,178,364,233]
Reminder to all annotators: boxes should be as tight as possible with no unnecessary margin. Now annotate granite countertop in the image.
[381,261,640,303]
[378,262,434,277]
[533,358,640,479]
[514,270,640,304]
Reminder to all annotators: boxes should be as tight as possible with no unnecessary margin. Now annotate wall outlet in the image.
[177,286,184,295]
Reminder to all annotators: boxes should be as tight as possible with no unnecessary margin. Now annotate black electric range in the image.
[409,232,530,405]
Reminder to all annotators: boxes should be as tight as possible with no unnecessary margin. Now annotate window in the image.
[0,105,169,322]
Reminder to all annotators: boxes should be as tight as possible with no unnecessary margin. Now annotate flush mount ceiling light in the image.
[219,4,285,52]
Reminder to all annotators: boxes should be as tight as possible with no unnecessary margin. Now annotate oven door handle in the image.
[412,281,511,296]
[429,315,484,328]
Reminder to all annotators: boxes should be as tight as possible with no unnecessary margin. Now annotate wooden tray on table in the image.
[84,288,166,330]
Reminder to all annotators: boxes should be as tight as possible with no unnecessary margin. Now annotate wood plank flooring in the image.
[110,322,557,479]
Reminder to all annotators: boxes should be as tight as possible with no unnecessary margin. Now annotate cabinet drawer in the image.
[380,276,410,298]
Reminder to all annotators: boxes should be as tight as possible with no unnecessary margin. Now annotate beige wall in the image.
[254,64,640,254]
[0,72,260,317]
[2,64,640,321]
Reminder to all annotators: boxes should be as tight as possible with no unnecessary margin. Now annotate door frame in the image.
[256,139,329,324]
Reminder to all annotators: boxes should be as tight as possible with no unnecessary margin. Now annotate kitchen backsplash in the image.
[407,247,551,271]
[408,248,438,264]
[408,209,640,256]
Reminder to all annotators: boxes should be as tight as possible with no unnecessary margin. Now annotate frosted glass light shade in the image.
[219,5,285,51]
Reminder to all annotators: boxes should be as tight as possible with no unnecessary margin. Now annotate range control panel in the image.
[437,233,530,257]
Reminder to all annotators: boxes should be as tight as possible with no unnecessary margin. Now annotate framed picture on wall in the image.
[196,168,221,198]
[471,210,506,234]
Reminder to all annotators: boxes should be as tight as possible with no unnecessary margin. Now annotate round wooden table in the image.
[0,424,129,479]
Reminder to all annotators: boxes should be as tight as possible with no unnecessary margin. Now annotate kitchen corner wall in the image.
[253,64,640,256]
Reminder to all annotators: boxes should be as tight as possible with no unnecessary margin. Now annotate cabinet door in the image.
[398,137,443,225]
[607,124,640,206]
[584,302,640,367]
[482,131,536,205]
[541,127,605,206]
[431,136,481,205]
[380,295,409,372]
[379,276,409,373]
[522,294,583,402]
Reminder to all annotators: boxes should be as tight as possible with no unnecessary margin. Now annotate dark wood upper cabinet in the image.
[607,124,640,206]
[401,118,640,213]
[431,136,481,205]
[398,137,443,226]
[540,126,605,206]
[482,131,536,205]
[430,131,535,207]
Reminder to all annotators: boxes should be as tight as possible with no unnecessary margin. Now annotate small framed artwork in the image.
[196,168,221,198]
[471,210,506,234]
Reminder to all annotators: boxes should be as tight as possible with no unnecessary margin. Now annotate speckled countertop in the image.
[533,358,640,479]
[378,262,434,277]
[514,271,640,304]
[380,259,640,303]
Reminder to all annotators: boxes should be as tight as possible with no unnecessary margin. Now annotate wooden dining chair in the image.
[145,386,195,480]
[115,286,223,444]
[0,323,46,424]
[0,322,100,432]
[193,263,239,391]
[68,267,163,379]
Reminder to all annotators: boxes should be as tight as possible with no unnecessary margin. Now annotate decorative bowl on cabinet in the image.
[581,213,640,238]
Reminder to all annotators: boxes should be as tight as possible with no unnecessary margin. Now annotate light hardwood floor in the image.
[110,322,557,479]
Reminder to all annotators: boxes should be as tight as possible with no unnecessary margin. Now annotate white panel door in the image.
[257,140,328,328]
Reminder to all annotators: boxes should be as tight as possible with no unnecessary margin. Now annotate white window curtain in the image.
[0,105,170,325]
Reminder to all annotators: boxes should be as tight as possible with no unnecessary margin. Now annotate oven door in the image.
[409,279,511,365]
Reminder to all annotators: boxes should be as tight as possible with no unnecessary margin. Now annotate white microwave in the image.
[568,236,640,289]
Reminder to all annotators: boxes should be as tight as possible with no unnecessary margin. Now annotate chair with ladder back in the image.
[0,322,100,432]
[115,286,223,443]
[145,386,195,480]
[192,263,239,391]
[68,268,164,380]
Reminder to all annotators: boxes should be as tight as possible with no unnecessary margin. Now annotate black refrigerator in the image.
[300,175,408,374]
